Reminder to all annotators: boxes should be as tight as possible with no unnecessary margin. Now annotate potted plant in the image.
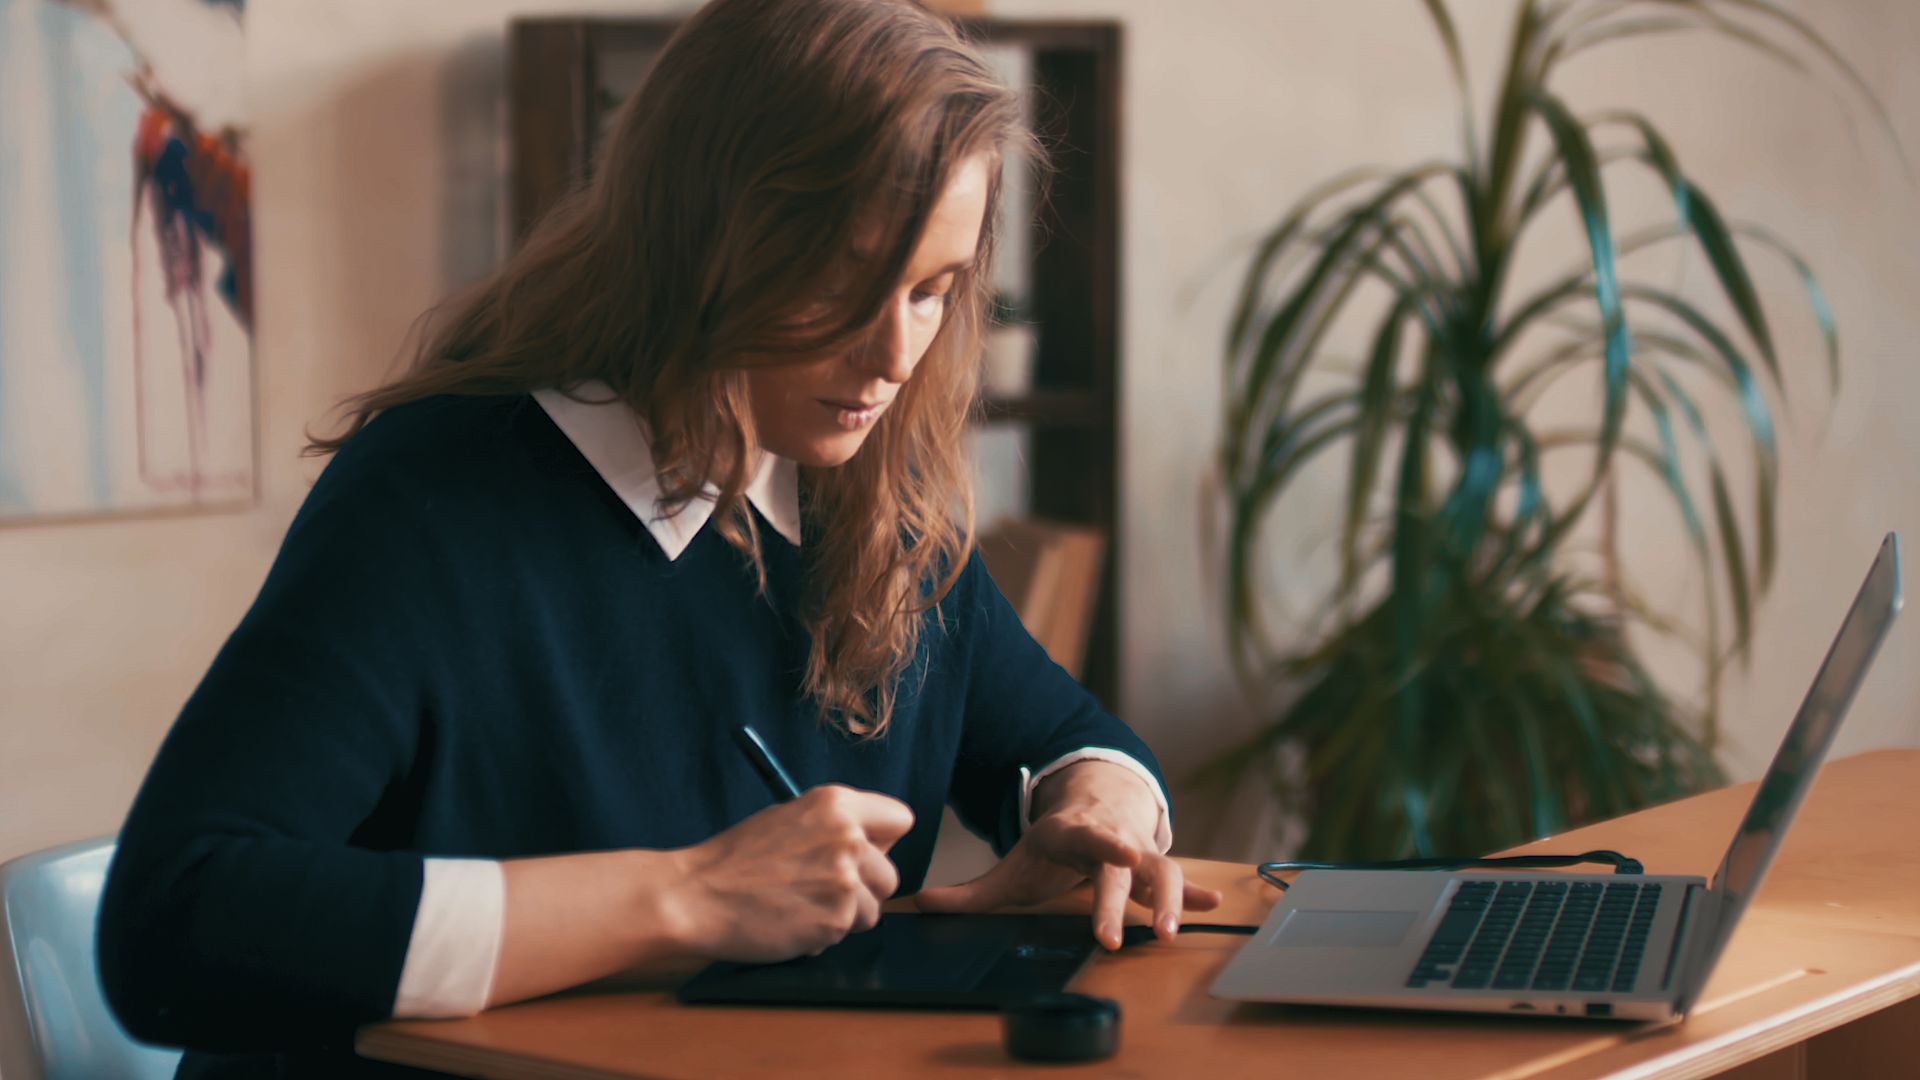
[1203,0,1890,860]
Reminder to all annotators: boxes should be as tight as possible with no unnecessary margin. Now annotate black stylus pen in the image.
[732,724,804,802]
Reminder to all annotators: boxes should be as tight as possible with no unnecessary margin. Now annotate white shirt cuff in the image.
[1017,748,1173,853]
[392,858,505,1019]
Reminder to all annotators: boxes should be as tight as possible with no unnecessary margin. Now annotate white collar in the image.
[532,383,802,561]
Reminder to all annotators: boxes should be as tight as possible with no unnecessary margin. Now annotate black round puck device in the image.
[1001,993,1120,1062]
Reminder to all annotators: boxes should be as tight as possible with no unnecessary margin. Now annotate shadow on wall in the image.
[1159,684,1294,863]
[441,33,508,291]
[320,48,499,404]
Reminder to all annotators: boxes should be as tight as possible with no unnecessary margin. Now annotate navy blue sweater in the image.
[98,394,1159,1074]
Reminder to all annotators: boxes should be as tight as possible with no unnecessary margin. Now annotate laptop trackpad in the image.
[1272,909,1419,948]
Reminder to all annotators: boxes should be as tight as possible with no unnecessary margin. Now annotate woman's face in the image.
[746,154,990,468]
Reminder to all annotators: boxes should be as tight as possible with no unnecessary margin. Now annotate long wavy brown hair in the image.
[309,0,1028,736]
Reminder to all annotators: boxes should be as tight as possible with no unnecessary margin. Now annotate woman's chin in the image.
[768,432,871,469]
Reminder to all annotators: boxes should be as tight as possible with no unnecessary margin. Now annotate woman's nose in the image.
[851,293,918,384]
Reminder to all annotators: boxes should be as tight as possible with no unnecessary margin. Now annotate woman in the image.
[99,0,1217,1074]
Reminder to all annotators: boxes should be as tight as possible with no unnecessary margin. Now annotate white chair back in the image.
[0,837,182,1080]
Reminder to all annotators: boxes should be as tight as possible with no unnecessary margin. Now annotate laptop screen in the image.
[1690,533,1902,999]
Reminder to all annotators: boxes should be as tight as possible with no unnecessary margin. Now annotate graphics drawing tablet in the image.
[675,912,1100,1009]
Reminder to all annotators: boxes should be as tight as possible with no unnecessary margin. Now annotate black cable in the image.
[1256,849,1645,891]
[1119,923,1259,947]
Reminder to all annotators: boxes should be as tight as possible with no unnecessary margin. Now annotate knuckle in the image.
[829,851,864,891]
[830,896,862,935]
[802,925,839,956]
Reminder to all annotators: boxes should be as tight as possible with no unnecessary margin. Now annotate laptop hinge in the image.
[1660,884,1702,991]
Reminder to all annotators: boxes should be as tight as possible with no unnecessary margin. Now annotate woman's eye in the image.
[910,289,947,308]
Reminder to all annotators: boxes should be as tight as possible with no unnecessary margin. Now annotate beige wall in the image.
[3,0,1915,866]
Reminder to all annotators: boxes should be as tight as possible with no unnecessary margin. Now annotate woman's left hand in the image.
[913,760,1222,949]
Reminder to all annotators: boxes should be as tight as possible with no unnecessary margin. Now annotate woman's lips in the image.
[822,398,887,430]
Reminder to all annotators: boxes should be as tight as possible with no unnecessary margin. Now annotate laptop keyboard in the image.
[1406,880,1659,993]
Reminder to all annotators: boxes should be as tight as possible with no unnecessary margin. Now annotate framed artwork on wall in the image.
[0,0,254,523]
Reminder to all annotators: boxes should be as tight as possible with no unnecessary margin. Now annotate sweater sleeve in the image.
[99,436,453,1052]
[941,552,1169,855]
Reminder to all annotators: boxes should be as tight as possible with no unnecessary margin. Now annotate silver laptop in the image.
[1211,533,1902,1022]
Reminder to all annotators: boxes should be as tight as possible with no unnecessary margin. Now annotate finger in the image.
[1061,821,1142,873]
[851,789,917,849]
[1090,863,1131,951]
[1183,881,1224,912]
[1123,855,1183,941]
[914,857,1021,914]
[804,785,915,850]
[850,885,883,934]
[855,841,900,901]
[1129,862,1223,911]
[1031,816,1140,878]
[1118,861,1222,915]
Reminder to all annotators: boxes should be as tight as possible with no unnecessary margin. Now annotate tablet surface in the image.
[675,913,1100,1009]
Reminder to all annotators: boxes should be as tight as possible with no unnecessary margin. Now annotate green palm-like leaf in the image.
[1621,284,1778,601]
[1419,0,1480,169]
[1342,299,1416,595]
[1527,90,1631,495]
[1201,0,1887,860]
[1733,222,1840,394]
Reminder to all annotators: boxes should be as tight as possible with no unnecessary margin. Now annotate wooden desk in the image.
[359,749,1920,1080]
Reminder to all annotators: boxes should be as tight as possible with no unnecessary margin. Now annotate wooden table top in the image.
[358,748,1920,1080]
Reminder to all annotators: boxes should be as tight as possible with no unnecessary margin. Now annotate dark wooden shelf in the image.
[977,390,1110,428]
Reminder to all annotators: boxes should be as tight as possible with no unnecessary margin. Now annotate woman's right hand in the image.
[489,784,913,1007]
[667,784,916,962]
